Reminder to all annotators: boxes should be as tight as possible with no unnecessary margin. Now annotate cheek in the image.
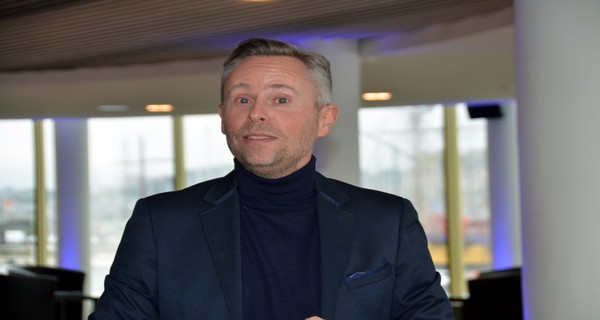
[220,113,243,132]
[291,118,319,141]
[220,119,238,140]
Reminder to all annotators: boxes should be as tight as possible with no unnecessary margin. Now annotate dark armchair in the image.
[464,267,523,320]
[0,273,57,320]
[9,265,94,320]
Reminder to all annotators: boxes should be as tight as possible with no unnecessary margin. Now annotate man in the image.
[90,38,454,319]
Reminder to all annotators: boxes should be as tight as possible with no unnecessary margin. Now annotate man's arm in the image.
[89,199,159,319]
[391,199,455,319]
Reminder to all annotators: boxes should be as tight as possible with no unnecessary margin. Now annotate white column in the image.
[303,39,361,186]
[515,2,600,320]
[487,102,521,269]
[54,119,90,277]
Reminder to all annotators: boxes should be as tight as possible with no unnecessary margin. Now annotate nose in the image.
[249,103,268,122]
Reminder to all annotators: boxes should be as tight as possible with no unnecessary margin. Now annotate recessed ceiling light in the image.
[145,104,174,112]
[362,92,392,101]
[97,105,129,112]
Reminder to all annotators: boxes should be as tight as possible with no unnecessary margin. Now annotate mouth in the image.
[243,133,276,141]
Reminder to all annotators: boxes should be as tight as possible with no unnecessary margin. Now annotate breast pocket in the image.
[344,263,392,289]
[335,263,394,319]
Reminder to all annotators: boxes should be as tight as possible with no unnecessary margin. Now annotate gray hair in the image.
[220,38,332,109]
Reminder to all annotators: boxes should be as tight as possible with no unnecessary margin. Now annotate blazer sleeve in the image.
[89,198,159,320]
[391,199,454,320]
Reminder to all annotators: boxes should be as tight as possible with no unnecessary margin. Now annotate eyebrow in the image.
[268,83,299,94]
[225,82,299,96]
[225,82,250,97]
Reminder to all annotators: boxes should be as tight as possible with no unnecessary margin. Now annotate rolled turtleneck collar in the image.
[234,156,317,202]
[237,156,321,318]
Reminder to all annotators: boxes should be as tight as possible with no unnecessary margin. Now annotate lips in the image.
[245,135,274,140]
[243,132,276,141]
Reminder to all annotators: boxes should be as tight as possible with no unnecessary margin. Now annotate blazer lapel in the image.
[316,174,357,319]
[201,173,243,320]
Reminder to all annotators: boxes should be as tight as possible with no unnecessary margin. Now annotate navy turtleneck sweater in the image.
[236,157,321,320]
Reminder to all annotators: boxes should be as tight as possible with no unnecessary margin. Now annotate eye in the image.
[238,97,250,104]
[275,97,289,104]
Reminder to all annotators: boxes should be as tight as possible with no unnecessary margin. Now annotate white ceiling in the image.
[0,0,515,118]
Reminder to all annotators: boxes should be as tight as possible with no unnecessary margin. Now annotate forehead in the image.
[227,56,310,85]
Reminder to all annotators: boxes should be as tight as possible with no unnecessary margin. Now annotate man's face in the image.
[219,56,338,179]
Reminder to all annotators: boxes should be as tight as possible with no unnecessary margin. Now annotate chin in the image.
[246,160,277,170]
[239,154,276,168]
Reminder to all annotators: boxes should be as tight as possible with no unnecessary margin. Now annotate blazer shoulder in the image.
[317,174,413,213]
[142,171,236,210]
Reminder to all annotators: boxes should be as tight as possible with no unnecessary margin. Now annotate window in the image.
[183,114,233,186]
[0,120,36,266]
[88,116,174,295]
[3,106,491,297]
[456,105,492,279]
[359,104,492,293]
[359,105,448,286]
[44,119,58,266]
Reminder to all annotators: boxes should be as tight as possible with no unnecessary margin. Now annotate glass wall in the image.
[44,120,58,266]
[0,108,493,297]
[0,120,36,267]
[359,105,449,287]
[359,104,492,292]
[183,114,233,186]
[88,116,175,295]
[456,105,492,279]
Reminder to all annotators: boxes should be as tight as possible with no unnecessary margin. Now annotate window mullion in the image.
[444,106,466,298]
[34,119,48,265]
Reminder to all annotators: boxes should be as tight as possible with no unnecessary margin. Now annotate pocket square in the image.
[345,263,392,288]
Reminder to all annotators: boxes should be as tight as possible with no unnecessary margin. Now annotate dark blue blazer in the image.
[90,172,454,319]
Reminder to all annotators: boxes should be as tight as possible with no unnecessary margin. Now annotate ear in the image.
[317,104,339,138]
[218,104,225,134]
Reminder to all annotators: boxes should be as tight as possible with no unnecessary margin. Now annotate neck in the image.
[235,156,316,200]
[239,157,313,179]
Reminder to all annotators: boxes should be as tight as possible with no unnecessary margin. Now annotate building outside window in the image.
[456,105,492,279]
[1,108,492,297]
[359,104,492,292]
[0,120,36,267]
[183,114,233,187]
[44,119,58,266]
[88,116,174,295]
